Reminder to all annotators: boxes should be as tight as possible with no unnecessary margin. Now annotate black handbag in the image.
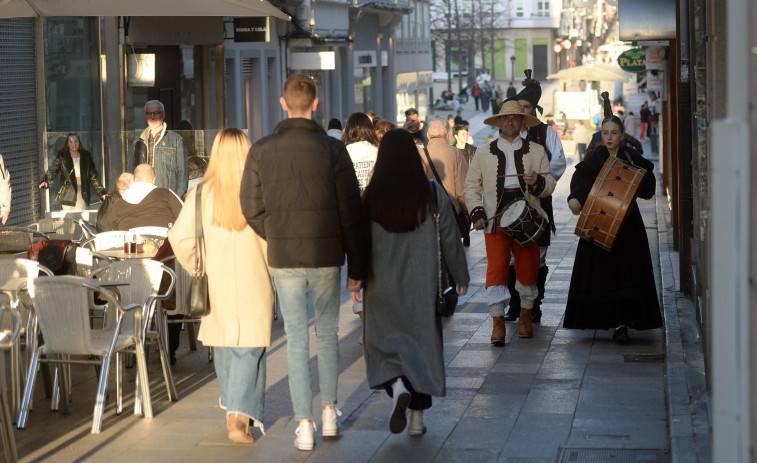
[423,146,470,237]
[431,183,458,317]
[55,170,77,206]
[187,184,210,318]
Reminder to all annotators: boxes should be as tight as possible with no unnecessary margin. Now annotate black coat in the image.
[42,149,106,207]
[563,146,662,330]
[240,118,370,280]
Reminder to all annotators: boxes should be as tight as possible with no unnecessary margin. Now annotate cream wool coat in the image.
[168,185,274,347]
[464,137,556,234]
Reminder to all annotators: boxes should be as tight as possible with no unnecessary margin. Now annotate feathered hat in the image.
[483,100,541,128]
[506,69,543,115]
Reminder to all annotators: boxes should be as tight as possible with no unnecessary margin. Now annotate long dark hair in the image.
[342,112,379,146]
[57,133,87,157]
[362,129,432,232]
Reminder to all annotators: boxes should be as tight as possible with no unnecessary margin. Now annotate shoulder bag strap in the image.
[430,182,444,304]
[194,184,205,277]
[423,146,451,198]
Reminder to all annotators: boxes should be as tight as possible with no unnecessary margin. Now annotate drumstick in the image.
[498,172,552,178]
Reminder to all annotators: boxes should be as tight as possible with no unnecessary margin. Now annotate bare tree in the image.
[430,0,510,90]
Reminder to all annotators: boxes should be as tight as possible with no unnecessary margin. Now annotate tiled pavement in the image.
[5,118,711,462]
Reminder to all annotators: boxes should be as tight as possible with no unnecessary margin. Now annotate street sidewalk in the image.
[8,154,711,462]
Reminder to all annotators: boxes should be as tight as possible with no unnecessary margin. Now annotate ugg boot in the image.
[491,316,506,346]
[518,309,533,338]
[227,413,255,444]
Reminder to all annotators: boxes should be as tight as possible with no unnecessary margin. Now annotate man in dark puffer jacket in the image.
[240,73,369,450]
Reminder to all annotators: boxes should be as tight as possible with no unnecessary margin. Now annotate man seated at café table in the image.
[111,163,183,231]
[96,172,134,233]
[112,163,185,364]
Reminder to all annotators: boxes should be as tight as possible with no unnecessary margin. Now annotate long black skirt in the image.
[563,205,662,330]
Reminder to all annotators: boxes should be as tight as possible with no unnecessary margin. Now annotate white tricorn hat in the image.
[483,100,541,128]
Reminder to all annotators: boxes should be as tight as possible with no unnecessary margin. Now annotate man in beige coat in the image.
[420,117,469,216]
[464,101,555,343]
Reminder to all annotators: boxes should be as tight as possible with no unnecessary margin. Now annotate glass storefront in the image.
[354,67,373,114]
[43,18,105,205]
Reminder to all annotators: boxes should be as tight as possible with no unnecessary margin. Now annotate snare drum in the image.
[499,198,548,247]
[574,155,646,251]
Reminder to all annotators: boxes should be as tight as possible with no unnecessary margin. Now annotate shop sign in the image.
[234,17,269,43]
[646,46,666,70]
[617,48,646,72]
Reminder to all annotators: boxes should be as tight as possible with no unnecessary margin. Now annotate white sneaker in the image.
[322,406,342,437]
[389,378,411,434]
[294,420,315,451]
[408,410,427,436]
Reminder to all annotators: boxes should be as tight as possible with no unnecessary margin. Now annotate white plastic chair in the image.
[90,260,178,411]
[0,302,21,462]
[18,276,144,434]
[27,218,86,242]
[0,258,53,419]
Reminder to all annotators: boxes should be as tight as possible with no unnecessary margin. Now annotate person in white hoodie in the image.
[342,112,379,193]
[342,112,379,323]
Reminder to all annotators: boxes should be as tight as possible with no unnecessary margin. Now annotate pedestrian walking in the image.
[351,128,469,436]
[503,70,566,325]
[464,100,556,344]
[343,112,379,192]
[169,128,275,444]
[473,83,481,111]
[240,73,370,451]
[506,82,517,99]
[639,102,651,141]
[573,120,591,161]
[624,111,639,139]
[564,92,661,342]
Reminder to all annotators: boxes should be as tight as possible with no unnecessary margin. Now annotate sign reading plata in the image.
[234,17,269,43]
[617,48,646,73]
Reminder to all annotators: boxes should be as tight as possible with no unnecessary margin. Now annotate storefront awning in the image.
[0,0,290,21]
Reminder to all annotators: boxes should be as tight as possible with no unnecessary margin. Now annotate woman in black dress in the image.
[563,92,662,342]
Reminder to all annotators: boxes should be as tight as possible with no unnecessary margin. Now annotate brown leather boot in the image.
[491,316,506,346]
[519,309,533,338]
[227,413,256,444]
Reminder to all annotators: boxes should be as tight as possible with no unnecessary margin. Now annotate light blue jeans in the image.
[214,347,266,422]
[271,267,341,421]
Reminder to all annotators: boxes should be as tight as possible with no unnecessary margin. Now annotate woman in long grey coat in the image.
[350,129,470,436]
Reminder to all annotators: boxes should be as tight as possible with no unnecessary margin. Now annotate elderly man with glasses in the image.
[134,100,189,198]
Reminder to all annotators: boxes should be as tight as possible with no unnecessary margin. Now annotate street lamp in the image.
[510,55,515,82]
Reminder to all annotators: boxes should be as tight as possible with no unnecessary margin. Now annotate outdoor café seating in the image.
[18,276,144,434]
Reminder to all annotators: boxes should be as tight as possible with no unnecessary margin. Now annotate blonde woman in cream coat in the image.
[168,128,274,444]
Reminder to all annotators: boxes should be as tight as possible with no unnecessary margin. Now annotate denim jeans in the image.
[271,267,341,421]
[214,347,266,422]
